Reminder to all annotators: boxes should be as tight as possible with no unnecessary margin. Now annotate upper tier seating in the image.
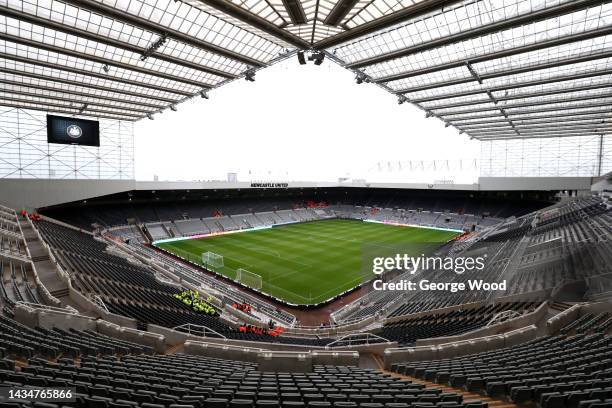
[41,189,548,230]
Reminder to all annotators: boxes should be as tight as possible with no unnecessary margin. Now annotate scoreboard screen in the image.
[47,115,100,147]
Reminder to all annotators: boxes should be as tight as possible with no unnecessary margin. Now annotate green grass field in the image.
[155,219,458,305]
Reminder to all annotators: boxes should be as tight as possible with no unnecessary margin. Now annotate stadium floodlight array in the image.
[236,268,263,290]
[202,251,224,271]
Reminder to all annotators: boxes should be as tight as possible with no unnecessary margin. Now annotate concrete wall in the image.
[96,320,166,353]
[0,179,134,210]
[546,303,583,334]
[14,303,97,331]
[184,340,359,371]
[581,300,612,314]
[383,324,537,368]
[478,177,593,191]
[285,315,377,336]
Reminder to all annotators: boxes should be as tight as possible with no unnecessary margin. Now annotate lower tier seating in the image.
[378,302,538,346]
[390,315,612,408]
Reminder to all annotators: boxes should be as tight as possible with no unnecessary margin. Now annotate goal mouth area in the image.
[152,245,375,310]
[153,242,368,308]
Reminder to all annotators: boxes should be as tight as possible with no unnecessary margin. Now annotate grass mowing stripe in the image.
[156,219,458,305]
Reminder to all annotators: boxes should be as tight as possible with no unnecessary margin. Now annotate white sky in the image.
[134,56,481,183]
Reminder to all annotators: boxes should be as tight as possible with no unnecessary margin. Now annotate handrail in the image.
[172,323,227,339]
[15,300,78,315]
[325,332,391,348]
[486,310,522,327]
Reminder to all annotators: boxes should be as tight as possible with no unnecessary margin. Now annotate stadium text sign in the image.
[250,183,289,188]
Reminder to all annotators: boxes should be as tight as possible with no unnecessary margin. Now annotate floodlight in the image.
[245,69,256,82]
[141,33,168,62]
[170,105,177,111]
[147,113,154,120]
[397,95,407,105]
[102,64,110,73]
[200,90,209,99]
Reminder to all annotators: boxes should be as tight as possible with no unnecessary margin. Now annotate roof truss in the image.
[0,0,611,140]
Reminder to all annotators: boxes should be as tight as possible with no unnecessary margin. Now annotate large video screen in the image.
[47,115,100,147]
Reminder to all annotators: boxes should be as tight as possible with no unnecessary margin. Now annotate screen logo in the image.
[66,125,83,139]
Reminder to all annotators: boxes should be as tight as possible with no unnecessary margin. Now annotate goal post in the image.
[202,251,224,270]
[236,268,263,290]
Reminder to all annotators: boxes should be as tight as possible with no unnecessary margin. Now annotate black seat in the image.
[255,401,280,408]
[230,400,254,408]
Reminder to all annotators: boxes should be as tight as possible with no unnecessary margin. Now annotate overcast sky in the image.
[134,56,481,184]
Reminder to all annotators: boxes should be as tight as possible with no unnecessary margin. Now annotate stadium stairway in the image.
[18,217,72,305]
[380,370,518,408]
[368,354,517,408]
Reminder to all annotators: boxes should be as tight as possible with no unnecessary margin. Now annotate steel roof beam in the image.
[421,83,612,111]
[315,0,461,49]
[0,33,214,89]
[442,102,612,121]
[460,115,612,130]
[349,0,605,69]
[467,123,612,135]
[398,68,612,96]
[193,0,309,48]
[0,53,191,98]
[324,0,361,26]
[282,0,307,24]
[0,6,236,79]
[455,111,612,126]
[475,131,612,140]
[0,67,178,105]
[0,103,140,121]
[0,89,154,114]
[403,69,612,101]
[0,78,166,110]
[61,0,268,66]
[0,98,142,119]
[375,26,612,83]
[469,126,612,137]
[432,92,612,116]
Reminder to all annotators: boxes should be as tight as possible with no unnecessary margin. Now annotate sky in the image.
[134,55,481,184]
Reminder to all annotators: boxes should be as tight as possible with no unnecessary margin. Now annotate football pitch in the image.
[154,219,459,305]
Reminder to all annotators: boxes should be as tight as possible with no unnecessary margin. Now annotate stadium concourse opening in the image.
[153,218,459,306]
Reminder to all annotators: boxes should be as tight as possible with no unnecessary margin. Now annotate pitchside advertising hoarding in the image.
[46,115,100,147]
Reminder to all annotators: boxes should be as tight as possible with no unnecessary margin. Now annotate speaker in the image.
[297,51,306,65]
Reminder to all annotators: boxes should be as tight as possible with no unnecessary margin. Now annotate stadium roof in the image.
[1,0,612,140]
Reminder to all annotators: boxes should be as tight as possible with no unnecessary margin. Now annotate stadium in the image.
[1,0,612,408]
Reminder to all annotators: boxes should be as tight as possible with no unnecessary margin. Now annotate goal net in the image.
[202,251,224,270]
[236,268,263,290]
